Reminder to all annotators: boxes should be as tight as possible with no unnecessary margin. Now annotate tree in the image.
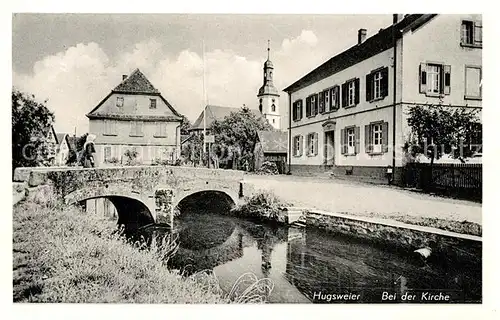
[66,133,88,165]
[211,107,273,171]
[12,88,55,171]
[405,104,481,165]
[180,114,192,136]
[181,134,203,166]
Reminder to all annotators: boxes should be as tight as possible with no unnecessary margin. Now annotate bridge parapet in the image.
[13,165,250,225]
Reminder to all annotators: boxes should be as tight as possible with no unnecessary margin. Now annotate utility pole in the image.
[202,39,209,168]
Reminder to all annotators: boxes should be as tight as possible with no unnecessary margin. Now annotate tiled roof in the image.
[257,130,288,153]
[190,105,262,131]
[85,68,182,120]
[113,69,159,94]
[283,14,427,93]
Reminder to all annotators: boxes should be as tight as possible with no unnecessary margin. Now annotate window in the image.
[347,128,355,155]
[419,63,451,96]
[348,82,356,106]
[323,89,330,113]
[341,79,360,108]
[104,120,117,136]
[341,126,360,155]
[366,68,388,101]
[130,121,144,137]
[272,119,275,124]
[428,64,441,94]
[330,85,340,110]
[116,97,124,107]
[306,133,318,156]
[259,98,263,113]
[306,94,318,117]
[292,100,303,121]
[465,66,482,99]
[150,99,157,109]
[372,123,382,153]
[365,122,389,154]
[461,20,482,47]
[271,104,276,112]
[293,135,303,157]
[104,146,112,162]
[461,21,473,45]
[155,122,167,137]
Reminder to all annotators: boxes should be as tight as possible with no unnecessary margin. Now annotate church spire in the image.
[267,39,270,60]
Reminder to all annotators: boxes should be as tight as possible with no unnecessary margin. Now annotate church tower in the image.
[258,40,281,130]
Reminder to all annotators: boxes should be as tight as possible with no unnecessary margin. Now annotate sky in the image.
[12,13,394,134]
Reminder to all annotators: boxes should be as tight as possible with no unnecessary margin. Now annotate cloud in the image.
[13,30,328,134]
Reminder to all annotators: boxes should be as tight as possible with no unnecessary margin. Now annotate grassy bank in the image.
[13,197,232,303]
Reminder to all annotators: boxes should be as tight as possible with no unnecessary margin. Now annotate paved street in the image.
[244,174,482,225]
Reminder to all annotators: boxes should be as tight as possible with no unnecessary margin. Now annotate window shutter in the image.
[335,85,340,109]
[318,92,325,114]
[341,83,347,107]
[381,67,389,97]
[340,128,345,155]
[355,126,360,154]
[443,65,451,95]
[382,122,389,153]
[419,63,427,93]
[292,102,297,121]
[313,94,318,115]
[314,132,319,156]
[474,21,482,46]
[365,124,372,154]
[354,78,360,105]
[299,101,303,120]
[305,97,311,117]
[366,73,373,101]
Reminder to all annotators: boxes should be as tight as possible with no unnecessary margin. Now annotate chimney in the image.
[393,14,405,24]
[122,74,127,81]
[358,28,367,45]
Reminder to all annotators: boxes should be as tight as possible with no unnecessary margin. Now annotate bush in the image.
[231,191,291,223]
[255,161,279,175]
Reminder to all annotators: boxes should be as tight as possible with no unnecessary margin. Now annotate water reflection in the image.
[137,212,481,303]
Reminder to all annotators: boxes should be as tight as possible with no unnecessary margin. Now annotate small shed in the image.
[254,131,288,174]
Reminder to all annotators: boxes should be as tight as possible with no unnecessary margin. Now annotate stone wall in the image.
[306,210,481,263]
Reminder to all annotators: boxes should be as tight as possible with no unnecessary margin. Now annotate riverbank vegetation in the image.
[12,193,272,303]
[231,191,291,223]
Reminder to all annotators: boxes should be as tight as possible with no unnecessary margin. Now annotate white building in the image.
[283,14,482,183]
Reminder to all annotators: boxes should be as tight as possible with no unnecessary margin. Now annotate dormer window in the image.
[116,97,124,107]
[150,98,157,109]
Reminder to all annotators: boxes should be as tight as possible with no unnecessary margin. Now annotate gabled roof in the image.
[257,130,288,154]
[283,14,426,93]
[113,69,159,94]
[86,68,182,120]
[66,135,78,152]
[190,105,262,131]
[55,133,68,146]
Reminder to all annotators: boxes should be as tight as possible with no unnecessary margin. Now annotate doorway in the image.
[324,131,335,166]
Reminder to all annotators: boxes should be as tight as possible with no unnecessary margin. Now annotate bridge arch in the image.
[64,186,155,229]
[174,188,239,215]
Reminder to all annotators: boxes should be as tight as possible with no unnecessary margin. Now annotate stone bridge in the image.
[13,165,254,227]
